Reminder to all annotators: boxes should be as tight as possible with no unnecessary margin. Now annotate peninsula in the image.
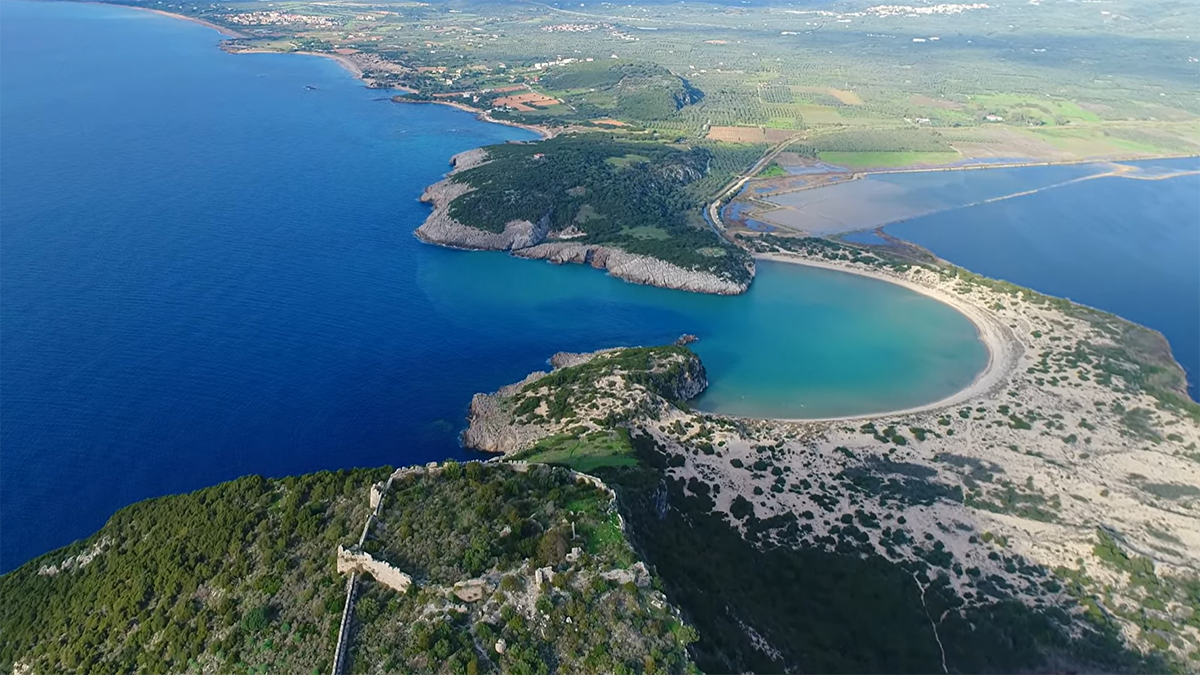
[133,0,1198,294]
[3,1,1200,674]
[416,141,754,295]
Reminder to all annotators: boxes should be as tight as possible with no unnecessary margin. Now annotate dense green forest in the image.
[449,136,752,284]
[0,469,389,674]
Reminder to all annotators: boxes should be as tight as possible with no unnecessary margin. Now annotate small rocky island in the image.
[416,137,755,295]
[463,345,707,458]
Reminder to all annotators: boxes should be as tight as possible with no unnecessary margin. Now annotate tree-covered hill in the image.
[446,135,752,286]
[0,469,387,674]
[0,464,697,675]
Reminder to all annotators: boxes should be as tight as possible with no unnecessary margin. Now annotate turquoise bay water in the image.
[0,0,984,570]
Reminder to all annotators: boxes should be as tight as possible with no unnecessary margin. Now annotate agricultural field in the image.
[817,151,963,169]
[110,0,1200,220]
[969,93,1101,126]
[705,126,794,143]
[130,0,1199,183]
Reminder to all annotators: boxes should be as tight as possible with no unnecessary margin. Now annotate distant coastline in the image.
[223,46,371,81]
[111,3,559,141]
[87,3,246,38]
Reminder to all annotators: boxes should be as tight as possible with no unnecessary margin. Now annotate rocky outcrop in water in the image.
[461,370,552,455]
[447,147,489,172]
[415,152,752,295]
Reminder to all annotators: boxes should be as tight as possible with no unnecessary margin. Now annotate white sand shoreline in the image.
[750,252,1022,423]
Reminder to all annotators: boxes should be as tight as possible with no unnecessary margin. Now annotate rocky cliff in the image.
[462,345,707,454]
[514,242,750,295]
[416,178,550,250]
[415,151,752,295]
[461,370,553,455]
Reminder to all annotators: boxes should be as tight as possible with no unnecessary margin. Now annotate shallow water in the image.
[762,162,1109,235]
[0,0,985,569]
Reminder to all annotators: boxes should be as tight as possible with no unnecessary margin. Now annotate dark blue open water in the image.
[0,0,987,570]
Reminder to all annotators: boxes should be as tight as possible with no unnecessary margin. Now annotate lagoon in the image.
[880,158,1200,399]
[0,0,984,570]
[761,162,1111,236]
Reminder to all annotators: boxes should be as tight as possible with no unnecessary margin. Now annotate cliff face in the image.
[514,242,751,295]
[461,371,553,454]
[416,179,549,251]
[462,346,708,455]
[415,151,751,295]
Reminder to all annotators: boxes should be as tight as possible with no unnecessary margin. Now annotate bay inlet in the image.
[0,0,986,569]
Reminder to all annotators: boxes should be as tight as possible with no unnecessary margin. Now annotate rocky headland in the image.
[416,150,753,295]
[463,345,707,455]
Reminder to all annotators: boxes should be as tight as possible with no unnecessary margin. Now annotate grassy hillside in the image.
[535,62,704,122]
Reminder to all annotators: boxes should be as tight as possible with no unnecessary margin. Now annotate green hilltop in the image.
[0,464,696,675]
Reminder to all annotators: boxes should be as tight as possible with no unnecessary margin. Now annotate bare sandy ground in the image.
[642,246,1200,661]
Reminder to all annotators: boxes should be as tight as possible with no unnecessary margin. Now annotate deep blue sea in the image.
[0,0,986,571]
[882,158,1200,399]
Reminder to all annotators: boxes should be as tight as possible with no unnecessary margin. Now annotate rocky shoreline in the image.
[415,150,753,295]
[462,346,707,455]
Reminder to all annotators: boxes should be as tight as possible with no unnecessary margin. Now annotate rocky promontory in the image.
[415,150,752,295]
[416,178,550,250]
[462,345,707,454]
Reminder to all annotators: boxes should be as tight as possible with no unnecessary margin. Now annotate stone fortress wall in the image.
[330,459,629,674]
[335,546,412,594]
